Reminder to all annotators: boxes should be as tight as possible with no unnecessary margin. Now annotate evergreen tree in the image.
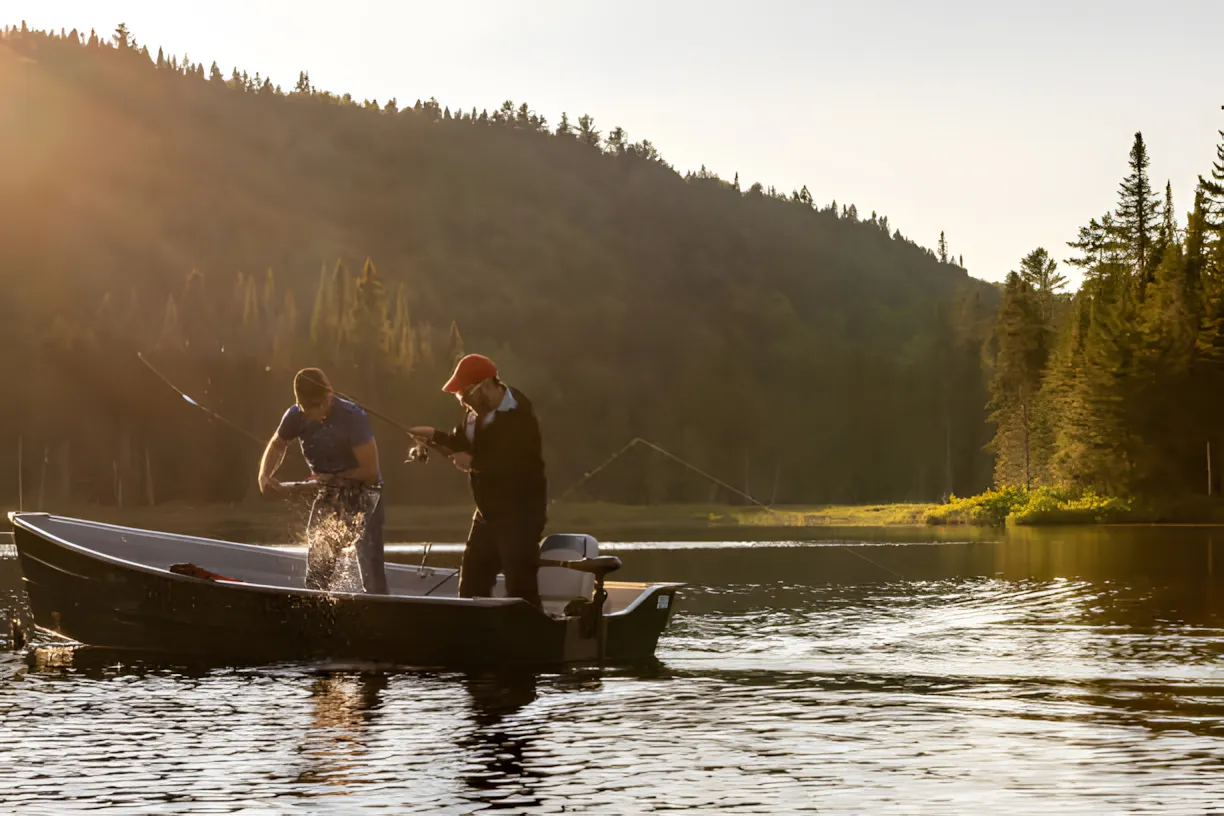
[1157,181,1177,251]
[987,273,1049,488]
[447,320,465,367]
[350,258,390,363]
[1016,247,1068,326]
[1113,131,1161,287]
[1052,271,1136,493]
[1198,111,1224,234]
[606,126,628,155]
[938,231,948,264]
[577,114,599,148]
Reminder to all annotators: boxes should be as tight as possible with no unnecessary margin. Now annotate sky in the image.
[14,0,1224,285]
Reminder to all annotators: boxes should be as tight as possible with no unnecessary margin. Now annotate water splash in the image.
[304,509,370,595]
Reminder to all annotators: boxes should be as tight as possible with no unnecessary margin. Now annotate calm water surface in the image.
[3,526,1224,814]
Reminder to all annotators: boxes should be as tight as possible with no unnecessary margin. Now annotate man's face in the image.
[459,379,497,414]
[299,392,333,422]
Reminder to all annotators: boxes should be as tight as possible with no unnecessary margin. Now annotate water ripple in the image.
[4,539,1224,813]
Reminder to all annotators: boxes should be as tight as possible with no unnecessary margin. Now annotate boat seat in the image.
[538,533,599,604]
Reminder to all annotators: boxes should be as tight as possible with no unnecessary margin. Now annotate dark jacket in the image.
[434,386,547,523]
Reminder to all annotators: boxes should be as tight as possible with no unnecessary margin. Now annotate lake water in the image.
[3,525,1224,814]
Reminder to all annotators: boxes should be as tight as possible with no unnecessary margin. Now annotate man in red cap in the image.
[410,354,547,608]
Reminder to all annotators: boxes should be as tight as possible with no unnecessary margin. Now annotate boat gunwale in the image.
[9,512,685,617]
[8,511,527,610]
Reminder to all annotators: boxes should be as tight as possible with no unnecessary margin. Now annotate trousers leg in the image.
[458,512,501,598]
[355,495,388,595]
[496,517,544,610]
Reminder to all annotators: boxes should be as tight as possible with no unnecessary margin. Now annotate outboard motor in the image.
[538,535,622,663]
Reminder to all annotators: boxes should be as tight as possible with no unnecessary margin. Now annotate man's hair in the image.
[294,367,331,407]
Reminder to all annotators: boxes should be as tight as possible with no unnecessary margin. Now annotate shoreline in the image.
[7,501,948,542]
[12,499,1224,541]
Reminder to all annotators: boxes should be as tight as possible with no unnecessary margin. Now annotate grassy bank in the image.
[924,487,1224,527]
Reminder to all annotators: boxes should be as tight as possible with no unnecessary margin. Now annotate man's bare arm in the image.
[258,434,288,495]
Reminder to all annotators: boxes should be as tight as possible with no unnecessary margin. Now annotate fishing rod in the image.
[136,352,433,463]
[137,352,268,447]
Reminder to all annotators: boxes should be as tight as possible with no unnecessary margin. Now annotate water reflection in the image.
[457,671,542,810]
[297,672,389,791]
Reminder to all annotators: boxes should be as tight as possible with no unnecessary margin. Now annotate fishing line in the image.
[552,436,908,581]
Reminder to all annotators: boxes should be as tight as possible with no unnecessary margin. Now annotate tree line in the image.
[987,122,1224,497]
[0,23,996,510]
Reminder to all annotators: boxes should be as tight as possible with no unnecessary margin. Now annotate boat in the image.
[7,511,683,667]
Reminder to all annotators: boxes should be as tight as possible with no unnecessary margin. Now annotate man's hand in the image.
[259,474,284,496]
[311,472,337,485]
[449,452,474,472]
[408,426,436,442]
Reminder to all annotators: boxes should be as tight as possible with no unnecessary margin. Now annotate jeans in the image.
[305,485,388,595]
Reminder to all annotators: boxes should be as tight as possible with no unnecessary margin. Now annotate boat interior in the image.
[11,513,655,617]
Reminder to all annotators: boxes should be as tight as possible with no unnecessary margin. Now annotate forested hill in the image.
[0,24,997,509]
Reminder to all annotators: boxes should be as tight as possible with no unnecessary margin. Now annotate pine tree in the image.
[938,231,949,264]
[1114,131,1161,288]
[389,283,415,373]
[577,114,600,148]
[987,273,1049,488]
[209,62,223,82]
[606,126,628,156]
[1198,110,1224,234]
[1016,247,1068,326]
[350,258,390,363]
[1157,181,1177,252]
[1053,271,1136,493]
[447,320,465,368]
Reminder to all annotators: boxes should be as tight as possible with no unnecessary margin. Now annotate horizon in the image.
[11,2,1224,289]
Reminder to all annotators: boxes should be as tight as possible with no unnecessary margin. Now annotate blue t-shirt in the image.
[277,397,380,480]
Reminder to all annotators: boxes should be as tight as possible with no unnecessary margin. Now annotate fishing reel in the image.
[404,443,431,464]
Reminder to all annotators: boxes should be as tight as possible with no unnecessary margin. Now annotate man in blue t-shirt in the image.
[257,367,387,595]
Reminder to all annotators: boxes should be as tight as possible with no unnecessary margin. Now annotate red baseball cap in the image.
[443,354,498,393]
